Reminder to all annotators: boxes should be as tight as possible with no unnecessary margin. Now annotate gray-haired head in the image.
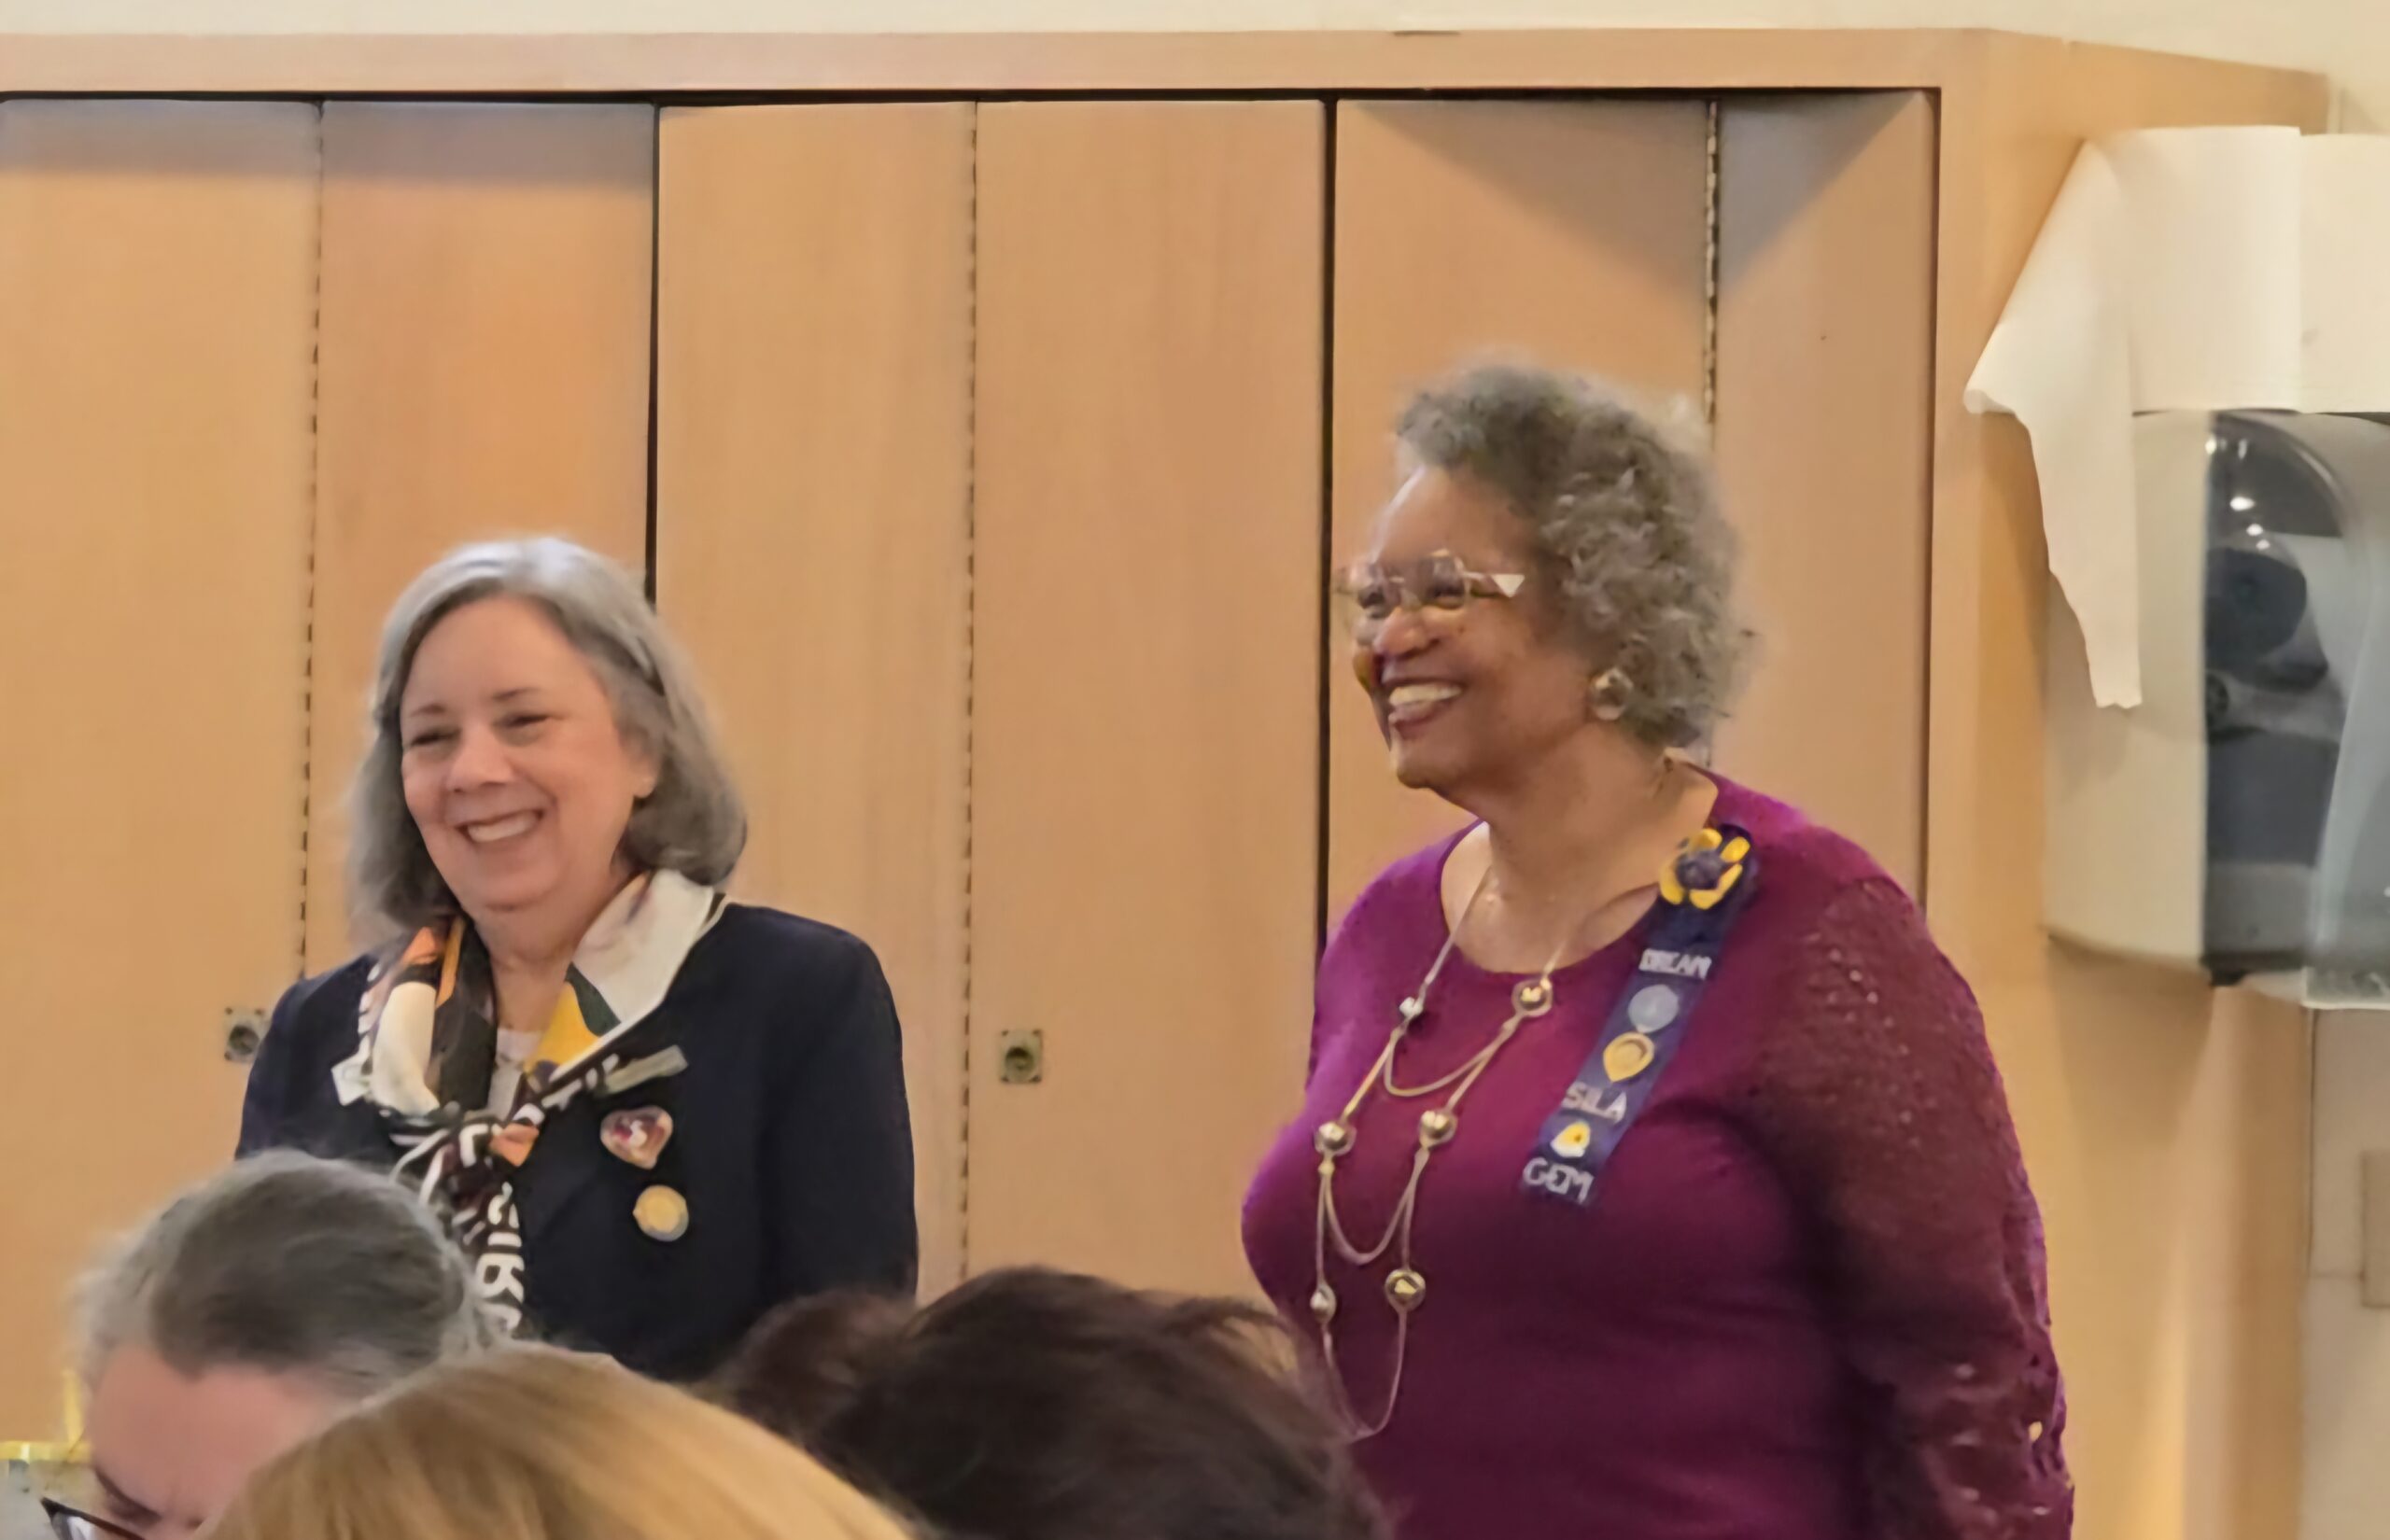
[77,1152,502,1399]
[1394,362,1750,749]
[347,537,747,943]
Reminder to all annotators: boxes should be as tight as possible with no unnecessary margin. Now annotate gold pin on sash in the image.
[1602,1031,1657,1084]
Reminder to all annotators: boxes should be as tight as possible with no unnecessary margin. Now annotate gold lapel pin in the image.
[633,1184,689,1242]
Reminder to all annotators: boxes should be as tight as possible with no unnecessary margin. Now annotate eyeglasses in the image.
[42,1500,147,1540]
[1330,552,1528,638]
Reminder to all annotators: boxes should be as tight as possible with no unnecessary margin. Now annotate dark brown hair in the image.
[713,1267,1387,1540]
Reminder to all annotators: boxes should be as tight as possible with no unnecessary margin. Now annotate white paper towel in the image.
[2303,135,2390,413]
[1964,148,2143,707]
[2109,127,2304,413]
[1966,127,2390,710]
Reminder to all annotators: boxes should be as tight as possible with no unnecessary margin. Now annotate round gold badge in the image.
[634,1184,690,1242]
[1602,1031,1657,1084]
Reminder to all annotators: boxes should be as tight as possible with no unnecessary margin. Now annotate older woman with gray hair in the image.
[1242,364,2068,1539]
[45,1152,497,1540]
[237,537,915,1381]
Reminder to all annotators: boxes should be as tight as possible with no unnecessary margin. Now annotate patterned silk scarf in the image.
[331,870,727,1333]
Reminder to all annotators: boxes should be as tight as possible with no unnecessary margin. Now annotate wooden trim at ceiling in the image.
[2,27,2034,97]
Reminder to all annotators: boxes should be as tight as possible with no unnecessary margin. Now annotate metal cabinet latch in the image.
[997,1029,1044,1085]
[223,1007,268,1064]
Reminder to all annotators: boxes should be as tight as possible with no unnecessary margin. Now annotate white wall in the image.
[0,0,2383,125]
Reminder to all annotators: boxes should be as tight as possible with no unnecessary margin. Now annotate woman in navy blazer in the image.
[238,537,915,1382]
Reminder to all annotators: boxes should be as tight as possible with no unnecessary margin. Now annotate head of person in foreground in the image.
[58,1153,499,1540]
[714,1265,1388,1540]
[208,1344,917,1540]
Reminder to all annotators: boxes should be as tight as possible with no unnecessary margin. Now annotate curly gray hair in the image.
[1394,363,1750,748]
[77,1153,502,1398]
[348,537,747,943]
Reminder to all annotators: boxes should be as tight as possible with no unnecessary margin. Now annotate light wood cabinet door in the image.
[0,100,317,1434]
[1712,91,1934,892]
[654,103,974,1292]
[305,103,654,968]
[969,100,1325,1295]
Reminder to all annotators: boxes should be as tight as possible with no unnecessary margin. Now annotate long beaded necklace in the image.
[1308,862,1613,1440]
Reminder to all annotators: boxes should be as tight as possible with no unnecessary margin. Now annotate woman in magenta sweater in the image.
[1242,363,2070,1539]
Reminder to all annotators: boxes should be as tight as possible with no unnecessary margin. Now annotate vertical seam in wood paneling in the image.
[297,102,327,978]
[1702,96,1721,429]
[1695,95,1722,772]
[1916,90,1943,907]
[642,107,662,602]
[959,102,980,1280]
[1314,100,1338,963]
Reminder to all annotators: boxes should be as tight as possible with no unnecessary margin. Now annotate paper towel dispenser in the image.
[2046,410,2390,993]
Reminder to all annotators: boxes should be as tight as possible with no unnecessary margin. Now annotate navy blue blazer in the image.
[235,903,918,1382]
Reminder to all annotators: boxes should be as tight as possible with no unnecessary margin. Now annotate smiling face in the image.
[397,595,658,936]
[1350,466,1599,801]
[81,1344,345,1540]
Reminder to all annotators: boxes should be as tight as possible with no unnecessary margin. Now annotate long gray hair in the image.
[347,537,747,945]
[77,1153,501,1399]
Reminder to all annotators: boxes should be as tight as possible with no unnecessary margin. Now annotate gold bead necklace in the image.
[1309,867,1591,1439]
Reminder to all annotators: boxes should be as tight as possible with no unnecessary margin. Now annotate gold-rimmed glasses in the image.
[1331,551,1527,641]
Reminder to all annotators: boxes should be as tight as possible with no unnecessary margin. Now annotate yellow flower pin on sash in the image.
[1659,828,1750,911]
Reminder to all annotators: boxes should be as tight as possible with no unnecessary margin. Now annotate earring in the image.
[1589,667,1631,723]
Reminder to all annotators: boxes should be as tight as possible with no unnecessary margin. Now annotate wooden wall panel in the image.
[1327,101,1710,923]
[653,104,973,1294]
[305,103,654,969]
[1934,43,2327,1540]
[0,101,317,1436]
[971,101,1323,1294]
[1712,92,1934,892]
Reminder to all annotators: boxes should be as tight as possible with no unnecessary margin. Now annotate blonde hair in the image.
[209,1345,915,1540]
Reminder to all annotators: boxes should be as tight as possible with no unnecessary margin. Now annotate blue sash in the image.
[1520,825,1757,1208]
